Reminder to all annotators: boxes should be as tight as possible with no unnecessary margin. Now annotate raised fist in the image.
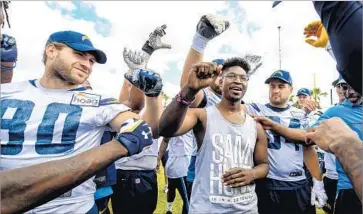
[1,34,17,63]
[123,48,149,70]
[187,62,222,91]
[124,68,163,97]
[196,14,230,40]
[142,24,171,55]
[303,21,329,48]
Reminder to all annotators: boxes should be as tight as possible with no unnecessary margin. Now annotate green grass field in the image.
[110,166,325,214]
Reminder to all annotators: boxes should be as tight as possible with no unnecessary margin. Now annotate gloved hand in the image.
[123,48,149,70]
[192,14,230,53]
[142,24,171,55]
[124,68,163,97]
[115,118,153,156]
[243,54,263,77]
[1,34,17,63]
[311,178,328,208]
[304,21,329,48]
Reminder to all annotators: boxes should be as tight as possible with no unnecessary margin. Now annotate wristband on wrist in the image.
[191,32,209,54]
[175,91,195,106]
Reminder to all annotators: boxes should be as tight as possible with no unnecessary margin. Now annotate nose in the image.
[272,88,280,93]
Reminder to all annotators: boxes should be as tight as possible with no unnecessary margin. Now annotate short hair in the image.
[42,42,67,65]
[1,1,11,28]
[222,57,251,74]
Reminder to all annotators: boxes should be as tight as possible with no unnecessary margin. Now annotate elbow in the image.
[264,164,269,177]
[158,125,174,138]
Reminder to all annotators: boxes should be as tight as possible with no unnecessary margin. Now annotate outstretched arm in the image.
[306,117,363,202]
[1,140,128,214]
[180,14,229,107]
[159,62,221,137]
[1,118,153,214]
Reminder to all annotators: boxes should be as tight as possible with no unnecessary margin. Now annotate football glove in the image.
[311,178,328,208]
[304,21,329,48]
[192,14,230,53]
[142,24,171,55]
[124,68,163,97]
[1,34,17,70]
[123,48,149,70]
[115,118,153,156]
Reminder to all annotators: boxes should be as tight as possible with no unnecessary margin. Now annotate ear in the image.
[289,86,293,93]
[45,44,59,61]
[219,76,223,86]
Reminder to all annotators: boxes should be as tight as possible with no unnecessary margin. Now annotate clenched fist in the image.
[187,62,222,91]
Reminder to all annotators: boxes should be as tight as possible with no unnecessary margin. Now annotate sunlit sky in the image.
[4,1,341,107]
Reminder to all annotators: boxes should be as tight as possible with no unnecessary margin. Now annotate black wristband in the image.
[142,41,154,55]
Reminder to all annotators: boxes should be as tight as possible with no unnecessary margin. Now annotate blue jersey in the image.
[1,80,129,213]
[312,100,362,190]
[246,103,308,182]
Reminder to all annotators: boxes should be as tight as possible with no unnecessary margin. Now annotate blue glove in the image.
[115,118,153,156]
[124,68,163,97]
[1,34,17,62]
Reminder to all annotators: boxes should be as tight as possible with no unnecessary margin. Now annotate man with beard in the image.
[0,30,157,213]
[310,81,362,214]
[159,58,269,213]
[246,70,327,214]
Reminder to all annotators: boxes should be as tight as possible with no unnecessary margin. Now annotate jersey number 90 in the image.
[1,99,82,155]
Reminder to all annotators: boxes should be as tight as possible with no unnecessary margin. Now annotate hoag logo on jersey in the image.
[71,92,101,107]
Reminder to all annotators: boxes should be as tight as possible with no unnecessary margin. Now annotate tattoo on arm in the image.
[333,139,363,202]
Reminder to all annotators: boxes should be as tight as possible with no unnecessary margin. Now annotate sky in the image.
[4,1,341,107]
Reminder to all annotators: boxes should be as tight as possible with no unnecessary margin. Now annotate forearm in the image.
[141,95,163,138]
[330,137,363,202]
[1,140,128,214]
[158,139,169,161]
[180,48,203,88]
[252,163,269,180]
[159,86,197,137]
[119,78,132,103]
[303,146,322,180]
[127,85,146,112]
[274,124,306,143]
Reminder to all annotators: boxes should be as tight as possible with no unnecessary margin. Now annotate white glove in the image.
[142,24,171,55]
[311,178,328,208]
[192,14,230,53]
[243,54,263,77]
[123,48,149,70]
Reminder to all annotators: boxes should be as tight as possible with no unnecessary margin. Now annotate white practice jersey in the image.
[166,131,194,178]
[246,103,308,182]
[1,80,129,213]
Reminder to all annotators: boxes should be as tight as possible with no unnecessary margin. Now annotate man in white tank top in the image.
[159,58,269,214]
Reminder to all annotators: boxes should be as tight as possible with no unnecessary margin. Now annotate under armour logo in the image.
[142,131,151,139]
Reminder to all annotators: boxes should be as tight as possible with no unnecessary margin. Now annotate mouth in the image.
[349,97,358,101]
[75,67,88,75]
[229,86,242,92]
